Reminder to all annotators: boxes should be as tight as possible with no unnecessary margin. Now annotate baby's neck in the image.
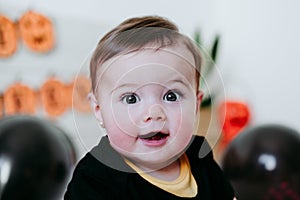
[144,159,181,181]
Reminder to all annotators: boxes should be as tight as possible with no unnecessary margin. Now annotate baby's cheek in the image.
[108,131,135,150]
[171,114,181,130]
[178,110,197,133]
[107,113,137,137]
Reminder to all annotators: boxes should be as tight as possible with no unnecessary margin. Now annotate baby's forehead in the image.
[96,45,197,91]
[101,44,196,74]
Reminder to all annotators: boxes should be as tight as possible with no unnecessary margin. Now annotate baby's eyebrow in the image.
[110,83,138,94]
[164,79,191,89]
[110,79,192,94]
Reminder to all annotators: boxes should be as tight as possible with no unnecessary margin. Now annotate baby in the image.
[65,15,235,199]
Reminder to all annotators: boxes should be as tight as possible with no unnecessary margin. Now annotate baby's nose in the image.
[143,104,166,122]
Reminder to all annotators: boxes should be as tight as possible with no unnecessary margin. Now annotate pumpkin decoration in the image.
[72,75,91,113]
[0,15,18,58]
[3,82,36,115]
[0,95,4,118]
[18,10,55,53]
[40,78,67,117]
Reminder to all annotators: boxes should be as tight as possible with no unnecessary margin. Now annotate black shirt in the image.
[64,135,234,200]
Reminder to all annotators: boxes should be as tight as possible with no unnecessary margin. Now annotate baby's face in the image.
[94,45,201,171]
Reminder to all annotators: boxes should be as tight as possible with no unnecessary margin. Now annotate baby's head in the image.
[90,16,202,94]
[89,16,203,171]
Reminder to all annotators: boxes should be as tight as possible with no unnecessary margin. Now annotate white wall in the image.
[1,0,300,158]
[210,0,300,130]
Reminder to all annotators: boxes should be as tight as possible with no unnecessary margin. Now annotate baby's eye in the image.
[121,93,140,104]
[163,90,181,102]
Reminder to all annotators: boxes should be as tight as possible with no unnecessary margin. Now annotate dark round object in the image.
[221,124,300,200]
[0,115,76,200]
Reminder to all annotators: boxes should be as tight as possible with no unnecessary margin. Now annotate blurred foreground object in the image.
[221,124,300,200]
[0,115,76,200]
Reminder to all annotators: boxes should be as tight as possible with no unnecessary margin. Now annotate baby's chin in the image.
[132,161,177,173]
[122,149,184,172]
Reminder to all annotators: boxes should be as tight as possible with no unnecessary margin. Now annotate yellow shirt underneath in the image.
[125,154,198,197]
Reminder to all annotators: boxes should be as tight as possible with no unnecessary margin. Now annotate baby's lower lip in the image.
[140,134,169,147]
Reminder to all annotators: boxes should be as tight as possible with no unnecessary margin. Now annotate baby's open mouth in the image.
[139,132,169,140]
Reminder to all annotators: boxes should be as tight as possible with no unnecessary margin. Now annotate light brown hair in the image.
[90,15,202,92]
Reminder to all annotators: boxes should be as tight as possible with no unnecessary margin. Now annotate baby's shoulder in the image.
[74,152,111,179]
[186,135,213,161]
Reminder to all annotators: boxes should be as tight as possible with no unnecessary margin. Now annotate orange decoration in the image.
[40,78,67,117]
[3,83,36,115]
[64,82,74,109]
[18,10,55,53]
[0,15,18,58]
[218,101,251,148]
[72,75,91,113]
[34,90,42,108]
[0,96,4,118]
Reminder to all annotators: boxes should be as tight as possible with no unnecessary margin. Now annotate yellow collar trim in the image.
[125,154,198,197]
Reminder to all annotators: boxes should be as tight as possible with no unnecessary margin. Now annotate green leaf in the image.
[210,35,220,62]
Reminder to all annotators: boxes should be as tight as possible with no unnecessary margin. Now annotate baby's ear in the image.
[196,90,204,113]
[88,92,103,123]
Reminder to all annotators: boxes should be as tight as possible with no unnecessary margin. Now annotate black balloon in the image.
[0,115,76,200]
[221,124,300,200]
